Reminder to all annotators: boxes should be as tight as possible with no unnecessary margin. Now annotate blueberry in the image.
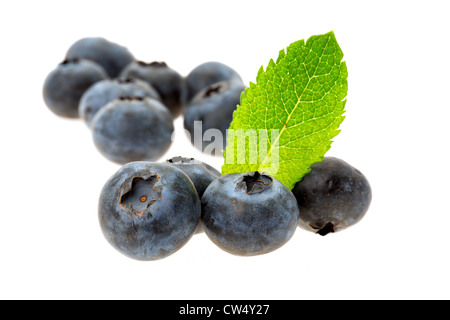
[120,61,184,118]
[99,162,201,261]
[184,80,246,155]
[66,37,135,78]
[201,172,299,256]
[183,61,243,104]
[43,59,108,118]
[166,157,220,198]
[291,157,372,236]
[91,97,174,165]
[79,77,161,127]
[166,156,221,234]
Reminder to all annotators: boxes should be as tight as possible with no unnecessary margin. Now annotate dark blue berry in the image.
[79,77,161,127]
[120,61,184,118]
[184,80,246,155]
[201,172,299,256]
[166,156,221,234]
[66,37,135,78]
[91,97,173,164]
[183,61,243,104]
[99,162,201,261]
[43,59,108,118]
[166,156,220,198]
[292,157,372,236]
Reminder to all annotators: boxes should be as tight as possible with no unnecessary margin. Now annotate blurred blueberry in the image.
[121,61,184,118]
[43,59,107,118]
[79,77,161,127]
[66,37,135,78]
[99,162,201,261]
[183,61,243,104]
[91,97,174,165]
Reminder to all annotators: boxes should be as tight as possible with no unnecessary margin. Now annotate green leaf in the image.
[222,31,347,190]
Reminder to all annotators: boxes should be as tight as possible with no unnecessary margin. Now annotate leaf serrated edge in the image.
[222,31,347,188]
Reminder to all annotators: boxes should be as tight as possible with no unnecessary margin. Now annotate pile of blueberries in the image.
[43,37,372,261]
[43,37,246,164]
[100,157,372,261]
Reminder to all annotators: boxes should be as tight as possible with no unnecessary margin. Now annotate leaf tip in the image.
[326,30,336,39]
[276,48,286,63]
[257,65,265,76]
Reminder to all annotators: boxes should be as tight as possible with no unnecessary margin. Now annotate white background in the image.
[1,0,449,300]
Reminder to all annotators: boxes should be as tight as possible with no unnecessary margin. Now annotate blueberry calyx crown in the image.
[137,60,168,68]
[236,172,273,194]
[203,83,223,98]
[60,58,80,65]
[117,96,146,102]
[309,222,335,236]
[116,77,136,84]
[119,175,162,217]
[166,156,196,165]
